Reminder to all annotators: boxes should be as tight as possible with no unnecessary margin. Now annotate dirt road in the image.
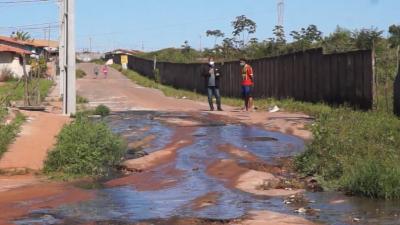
[77,63,312,140]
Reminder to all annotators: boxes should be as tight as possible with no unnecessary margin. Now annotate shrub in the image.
[76,69,87,79]
[0,67,14,82]
[44,118,125,178]
[94,104,110,117]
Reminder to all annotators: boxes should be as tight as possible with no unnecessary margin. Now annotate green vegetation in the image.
[115,64,400,199]
[296,109,400,199]
[77,95,89,104]
[44,112,125,179]
[76,69,87,79]
[0,79,53,103]
[0,112,25,158]
[94,104,110,117]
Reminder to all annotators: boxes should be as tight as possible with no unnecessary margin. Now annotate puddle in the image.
[13,111,400,225]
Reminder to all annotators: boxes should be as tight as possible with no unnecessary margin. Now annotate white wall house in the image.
[0,45,31,78]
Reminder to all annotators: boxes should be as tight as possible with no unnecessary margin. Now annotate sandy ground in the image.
[77,63,312,140]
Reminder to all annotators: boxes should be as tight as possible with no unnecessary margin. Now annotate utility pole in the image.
[60,0,76,115]
[89,37,92,52]
[58,1,65,97]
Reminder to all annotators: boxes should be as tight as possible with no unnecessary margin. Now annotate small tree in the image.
[12,31,33,106]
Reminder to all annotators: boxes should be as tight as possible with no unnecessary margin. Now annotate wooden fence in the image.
[108,48,374,109]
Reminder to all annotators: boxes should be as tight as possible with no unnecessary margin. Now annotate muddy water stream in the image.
[13,111,400,225]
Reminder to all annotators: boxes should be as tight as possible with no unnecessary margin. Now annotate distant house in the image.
[0,36,59,58]
[0,36,59,78]
[0,44,31,78]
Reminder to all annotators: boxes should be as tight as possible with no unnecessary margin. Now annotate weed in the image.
[44,116,126,179]
[77,95,89,104]
[76,69,87,79]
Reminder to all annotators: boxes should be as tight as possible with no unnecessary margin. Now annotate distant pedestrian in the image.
[94,65,99,79]
[102,65,109,78]
[240,58,254,111]
[202,57,223,111]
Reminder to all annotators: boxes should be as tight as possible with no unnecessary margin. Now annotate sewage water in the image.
[14,111,400,225]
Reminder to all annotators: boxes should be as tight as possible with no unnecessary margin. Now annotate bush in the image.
[76,69,87,79]
[94,104,110,117]
[0,67,14,82]
[44,117,125,178]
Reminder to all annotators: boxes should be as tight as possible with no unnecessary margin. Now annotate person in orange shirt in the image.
[240,58,254,111]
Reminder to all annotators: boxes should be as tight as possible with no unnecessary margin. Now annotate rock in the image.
[295,207,307,214]
[306,177,323,192]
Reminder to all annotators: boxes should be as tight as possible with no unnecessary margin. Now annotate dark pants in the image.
[207,86,221,110]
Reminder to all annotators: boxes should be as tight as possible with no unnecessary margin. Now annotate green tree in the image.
[323,26,355,53]
[232,15,257,48]
[11,31,32,41]
[273,25,286,44]
[388,25,400,71]
[352,27,383,50]
[206,29,225,47]
[290,24,323,51]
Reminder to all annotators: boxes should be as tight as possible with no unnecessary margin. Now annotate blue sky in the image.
[0,0,398,52]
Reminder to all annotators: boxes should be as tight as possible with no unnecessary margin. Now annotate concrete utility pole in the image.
[59,0,76,115]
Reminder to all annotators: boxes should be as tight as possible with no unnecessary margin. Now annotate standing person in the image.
[202,57,223,111]
[240,58,254,111]
[102,65,109,78]
[93,65,99,79]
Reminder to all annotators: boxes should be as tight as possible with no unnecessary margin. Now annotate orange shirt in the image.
[241,64,254,86]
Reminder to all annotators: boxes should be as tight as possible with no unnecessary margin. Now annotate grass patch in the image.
[0,112,26,158]
[76,69,87,79]
[0,79,53,102]
[44,112,125,179]
[115,64,400,199]
[295,109,400,199]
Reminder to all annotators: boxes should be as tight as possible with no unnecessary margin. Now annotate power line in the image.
[0,0,57,4]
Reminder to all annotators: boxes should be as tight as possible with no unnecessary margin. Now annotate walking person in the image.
[102,65,109,78]
[240,58,254,111]
[202,57,223,111]
[93,65,99,79]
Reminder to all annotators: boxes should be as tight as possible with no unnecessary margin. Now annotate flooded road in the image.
[9,111,400,225]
